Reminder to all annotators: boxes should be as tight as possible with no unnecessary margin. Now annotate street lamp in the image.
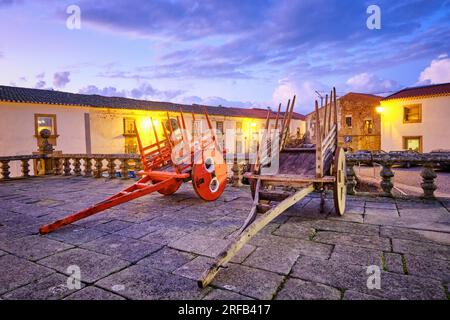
[376,106,384,114]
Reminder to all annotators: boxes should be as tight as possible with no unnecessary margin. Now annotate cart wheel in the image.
[249,164,259,200]
[192,148,227,201]
[333,147,347,216]
[153,179,183,195]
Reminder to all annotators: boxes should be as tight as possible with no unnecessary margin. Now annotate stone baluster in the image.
[107,158,116,179]
[231,157,243,187]
[1,160,11,180]
[346,161,357,195]
[63,158,72,176]
[121,159,130,180]
[73,158,82,176]
[21,159,30,177]
[380,162,394,196]
[53,158,62,175]
[84,158,93,177]
[94,158,103,178]
[421,162,437,199]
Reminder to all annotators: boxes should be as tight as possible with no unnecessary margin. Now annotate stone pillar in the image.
[73,158,82,176]
[53,158,62,175]
[380,163,394,196]
[346,161,357,195]
[84,158,93,177]
[231,157,243,187]
[21,159,30,177]
[121,159,130,180]
[1,160,11,180]
[107,159,116,179]
[421,162,437,199]
[62,158,72,176]
[94,158,103,178]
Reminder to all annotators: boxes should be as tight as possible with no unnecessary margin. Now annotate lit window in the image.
[216,121,224,134]
[403,136,422,152]
[403,104,422,123]
[123,118,136,135]
[345,116,352,128]
[35,114,56,136]
[364,119,373,134]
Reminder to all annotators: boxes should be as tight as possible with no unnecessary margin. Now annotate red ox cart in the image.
[39,110,227,234]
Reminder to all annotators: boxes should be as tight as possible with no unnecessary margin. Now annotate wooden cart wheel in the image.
[249,164,259,200]
[153,179,182,195]
[192,148,227,201]
[333,147,347,216]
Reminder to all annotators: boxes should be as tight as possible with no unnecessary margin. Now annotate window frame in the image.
[403,104,422,124]
[34,114,57,137]
[345,115,352,128]
[123,117,137,136]
[403,136,423,153]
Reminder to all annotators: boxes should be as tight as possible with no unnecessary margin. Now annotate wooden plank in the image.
[237,178,261,234]
[315,100,322,178]
[333,87,338,146]
[321,124,337,153]
[323,94,329,139]
[198,184,315,288]
[243,173,335,184]
[274,103,282,130]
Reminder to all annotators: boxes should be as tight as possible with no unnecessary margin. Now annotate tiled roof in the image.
[0,85,306,120]
[382,83,450,101]
[341,92,382,100]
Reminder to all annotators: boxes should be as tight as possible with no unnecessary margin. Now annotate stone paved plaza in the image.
[0,176,449,300]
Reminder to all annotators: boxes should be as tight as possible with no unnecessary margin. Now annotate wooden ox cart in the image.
[198,87,347,288]
[39,110,227,234]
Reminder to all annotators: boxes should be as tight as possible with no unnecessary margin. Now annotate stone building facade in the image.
[305,92,382,151]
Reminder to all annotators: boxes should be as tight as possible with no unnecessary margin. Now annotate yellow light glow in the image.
[153,119,159,126]
[376,106,384,114]
[142,118,152,130]
[250,122,257,127]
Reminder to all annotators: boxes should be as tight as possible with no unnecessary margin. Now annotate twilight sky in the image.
[1,0,449,114]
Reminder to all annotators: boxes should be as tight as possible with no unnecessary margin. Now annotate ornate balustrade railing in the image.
[346,151,450,199]
[0,154,142,180]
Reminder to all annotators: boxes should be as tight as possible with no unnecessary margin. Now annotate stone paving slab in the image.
[0,235,73,261]
[64,286,126,300]
[80,234,163,263]
[37,248,131,284]
[96,264,209,300]
[0,254,54,295]
[1,177,449,300]
[276,278,341,300]
[2,273,83,300]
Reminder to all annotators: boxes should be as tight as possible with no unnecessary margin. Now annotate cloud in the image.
[272,78,327,114]
[69,0,450,81]
[79,85,127,97]
[419,54,450,84]
[79,82,185,101]
[36,72,45,79]
[346,73,401,94]
[176,95,267,109]
[35,80,46,89]
[53,71,71,88]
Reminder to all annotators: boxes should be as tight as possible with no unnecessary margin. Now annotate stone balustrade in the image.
[346,151,450,199]
[0,154,142,180]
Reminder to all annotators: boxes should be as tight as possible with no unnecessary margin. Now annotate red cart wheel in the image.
[153,179,183,195]
[192,148,227,201]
